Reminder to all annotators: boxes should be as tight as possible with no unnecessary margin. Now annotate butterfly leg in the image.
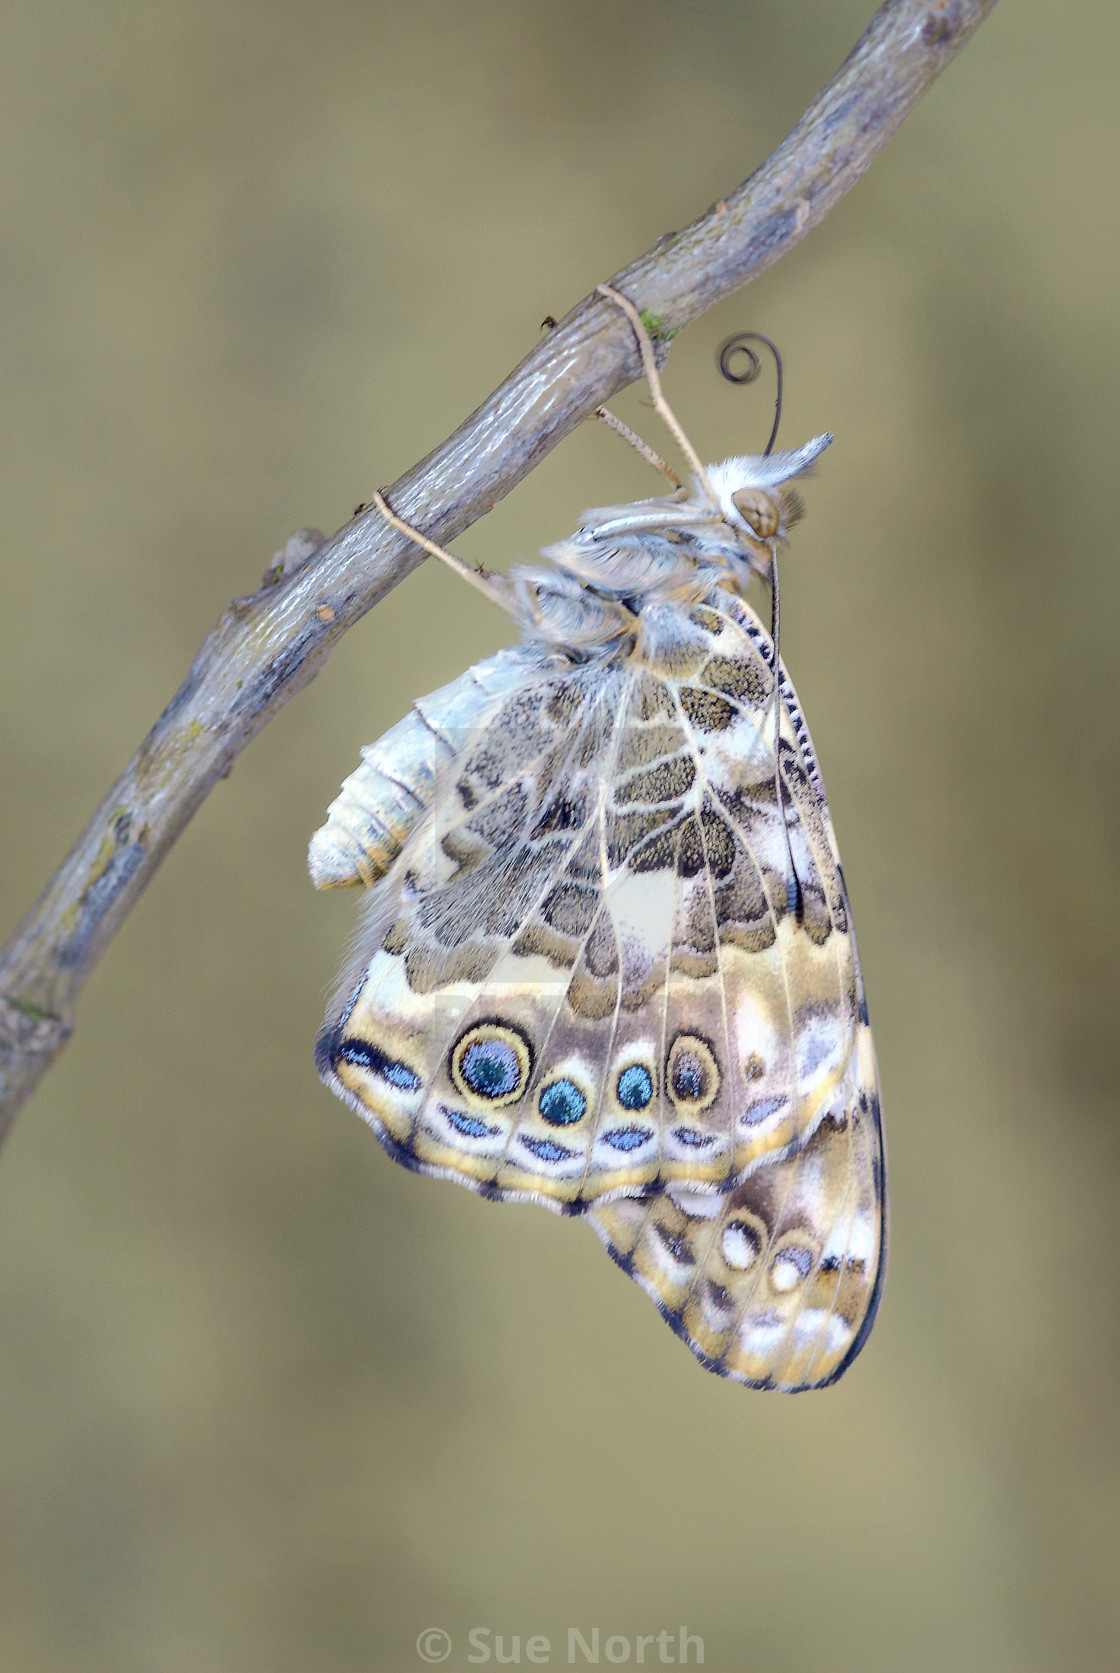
[590,405,682,488]
[596,283,714,498]
[370,490,517,615]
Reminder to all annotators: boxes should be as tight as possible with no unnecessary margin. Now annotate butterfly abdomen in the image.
[308,647,535,889]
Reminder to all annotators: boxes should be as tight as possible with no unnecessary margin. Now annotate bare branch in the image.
[0,0,997,1140]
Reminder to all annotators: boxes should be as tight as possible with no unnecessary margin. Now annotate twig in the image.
[0,0,997,1141]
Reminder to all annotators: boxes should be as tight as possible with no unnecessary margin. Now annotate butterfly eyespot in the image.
[538,1078,587,1126]
[769,1245,814,1293]
[615,1064,654,1111]
[721,1220,762,1271]
[450,1023,532,1105]
[666,1033,720,1114]
[731,487,780,538]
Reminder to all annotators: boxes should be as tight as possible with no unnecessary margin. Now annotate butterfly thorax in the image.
[504,437,832,663]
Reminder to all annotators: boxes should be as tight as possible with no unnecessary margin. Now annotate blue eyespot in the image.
[338,1038,421,1091]
[616,1064,653,1110]
[603,1125,652,1153]
[539,1078,587,1126]
[451,1023,532,1105]
[461,1039,520,1097]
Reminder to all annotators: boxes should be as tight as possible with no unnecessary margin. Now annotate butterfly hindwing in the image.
[318,598,871,1216]
[588,1048,884,1391]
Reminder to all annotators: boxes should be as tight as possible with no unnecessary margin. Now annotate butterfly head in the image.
[701,433,833,544]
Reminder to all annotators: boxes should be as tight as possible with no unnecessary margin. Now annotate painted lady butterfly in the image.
[310,288,885,1389]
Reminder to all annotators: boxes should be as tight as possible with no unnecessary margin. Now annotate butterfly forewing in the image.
[588,1060,884,1390]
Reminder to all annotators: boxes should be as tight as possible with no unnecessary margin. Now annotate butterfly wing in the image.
[317,595,878,1231]
[588,1019,884,1390]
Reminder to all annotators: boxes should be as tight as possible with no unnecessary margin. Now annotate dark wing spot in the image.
[676,818,707,877]
[466,784,528,847]
[666,1034,720,1113]
[627,819,686,874]
[653,1222,696,1264]
[607,806,679,868]
[679,686,736,732]
[699,805,736,877]
[672,1054,706,1099]
[541,882,598,935]
[615,755,696,806]
[701,654,768,707]
[531,793,587,837]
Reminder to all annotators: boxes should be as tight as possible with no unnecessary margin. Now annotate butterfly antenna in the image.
[370,491,518,618]
[592,405,683,488]
[718,331,784,457]
[769,550,803,924]
[596,284,715,498]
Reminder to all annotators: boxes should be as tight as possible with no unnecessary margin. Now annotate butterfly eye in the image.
[451,1023,532,1106]
[731,487,780,538]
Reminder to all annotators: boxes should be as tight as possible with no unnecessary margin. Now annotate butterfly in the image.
[309,286,885,1390]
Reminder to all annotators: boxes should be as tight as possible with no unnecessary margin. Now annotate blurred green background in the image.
[2,2,1118,1668]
